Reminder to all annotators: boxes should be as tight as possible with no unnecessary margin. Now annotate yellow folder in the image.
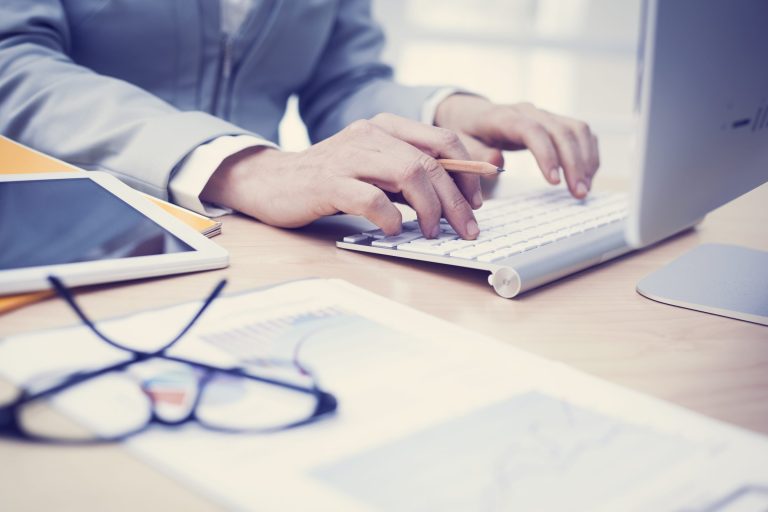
[0,136,222,313]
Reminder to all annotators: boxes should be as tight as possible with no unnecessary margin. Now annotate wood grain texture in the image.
[1,183,766,510]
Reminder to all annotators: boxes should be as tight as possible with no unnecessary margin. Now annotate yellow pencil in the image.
[438,159,505,176]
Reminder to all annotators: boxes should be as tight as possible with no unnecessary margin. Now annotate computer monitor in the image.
[627,0,768,325]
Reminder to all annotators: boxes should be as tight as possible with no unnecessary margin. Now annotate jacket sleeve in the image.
[298,0,442,143]
[0,0,251,199]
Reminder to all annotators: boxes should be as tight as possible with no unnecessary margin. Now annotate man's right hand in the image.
[200,113,482,240]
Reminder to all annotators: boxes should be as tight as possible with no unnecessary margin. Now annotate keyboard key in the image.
[498,234,530,246]
[497,243,529,257]
[398,243,454,256]
[475,231,504,241]
[371,232,424,248]
[582,219,603,230]
[520,240,542,251]
[364,229,387,239]
[485,237,518,250]
[477,251,509,263]
[450,242,497,260]
[440,239,479,251]
[538,234,559,245]
[402,220,421,231]
[492,223,525,235]
[606,211,627,222]
[409,233,458,245]
[342,233,371,244]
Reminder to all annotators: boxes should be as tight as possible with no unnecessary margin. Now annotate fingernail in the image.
[472,190,483,209]
[466,219,480,239]
[429,225,441,239]
[576,181,588,197]
[549,168,560,183]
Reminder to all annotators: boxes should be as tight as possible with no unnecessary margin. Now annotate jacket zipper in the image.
[211,0,281,117]
[212,36,234,117]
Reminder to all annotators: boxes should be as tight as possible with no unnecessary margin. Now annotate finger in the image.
[331,179,403,236]
[534,112,601,197]
[588,134,600,187]
[419,155,479,240]
[455,134,505,198]
[370,113,482,209]
[338,121,443,237]
[452,172,483,210]
[456,132,504,168]
[398,156,444,238]
[350,118,477,239]
[507,119,562,185]
[475,105,596,193]
[358,142,477,240]
[567,119,599,185]
[455,133,507,208]
[534,118,590,198]
[473,107,562,184]
[370,113,469,159]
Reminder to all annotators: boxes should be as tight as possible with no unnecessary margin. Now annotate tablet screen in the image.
[0,178,194,270]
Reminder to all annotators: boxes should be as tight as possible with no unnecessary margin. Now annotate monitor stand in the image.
[636,243,768,326]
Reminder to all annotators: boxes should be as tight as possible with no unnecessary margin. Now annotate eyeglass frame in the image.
[0,276,338,443]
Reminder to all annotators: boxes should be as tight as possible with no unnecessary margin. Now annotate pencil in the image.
[438,159,505,176]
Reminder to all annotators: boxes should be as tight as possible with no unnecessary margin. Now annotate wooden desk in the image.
[1,183,767,511]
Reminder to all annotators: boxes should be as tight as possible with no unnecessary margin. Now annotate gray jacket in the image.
[0,0,439,198]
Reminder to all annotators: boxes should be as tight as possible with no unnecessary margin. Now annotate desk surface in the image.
[2,183,767,512]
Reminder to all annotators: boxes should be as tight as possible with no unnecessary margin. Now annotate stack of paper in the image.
[142,193,221,238]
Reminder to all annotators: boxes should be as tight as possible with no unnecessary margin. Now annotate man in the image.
[0,0,599,241]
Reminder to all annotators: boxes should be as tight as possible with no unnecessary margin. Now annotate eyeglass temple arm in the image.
[47,276,228,354]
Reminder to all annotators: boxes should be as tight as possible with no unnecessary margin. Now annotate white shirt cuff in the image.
[169,135,278,217]
[420,87,465,126]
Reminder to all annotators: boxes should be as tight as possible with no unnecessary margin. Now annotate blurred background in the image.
[280,0,644,189]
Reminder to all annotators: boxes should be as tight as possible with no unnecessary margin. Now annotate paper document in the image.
[1,279,767,511]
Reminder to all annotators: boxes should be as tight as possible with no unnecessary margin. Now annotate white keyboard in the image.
[339,188,628,265]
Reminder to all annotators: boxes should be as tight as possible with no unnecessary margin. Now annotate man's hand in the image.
[201,113,482,240]
[434,94,600,199]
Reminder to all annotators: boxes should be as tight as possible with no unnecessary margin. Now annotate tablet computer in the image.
[0,172,229,294]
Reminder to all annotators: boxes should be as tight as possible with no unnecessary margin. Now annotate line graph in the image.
[312,392,703,512]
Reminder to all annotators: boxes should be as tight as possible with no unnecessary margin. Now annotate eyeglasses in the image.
[0,277,338,443]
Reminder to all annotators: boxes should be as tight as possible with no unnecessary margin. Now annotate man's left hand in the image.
[434,94,600,199]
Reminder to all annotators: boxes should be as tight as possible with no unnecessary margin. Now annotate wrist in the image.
[434,93,494,132]
[201,147,291,210]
